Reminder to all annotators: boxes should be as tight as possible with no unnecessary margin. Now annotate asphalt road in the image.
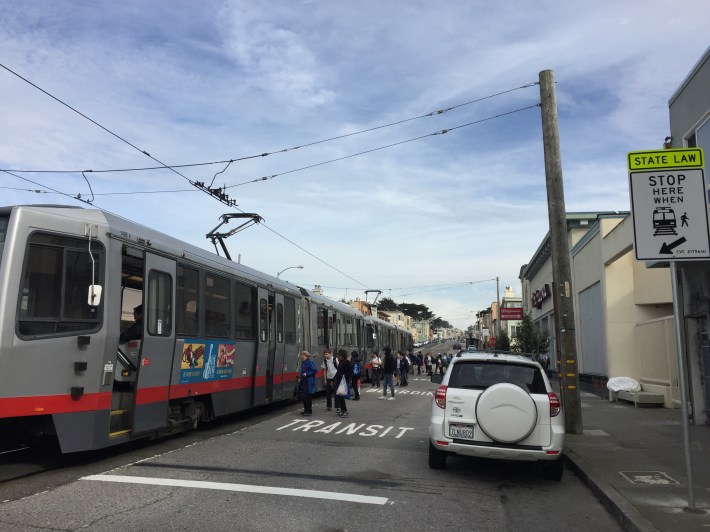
[0,364,622,531]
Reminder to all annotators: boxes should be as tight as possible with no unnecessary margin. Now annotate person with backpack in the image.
[350,351,361,400]
[398,351,409,387]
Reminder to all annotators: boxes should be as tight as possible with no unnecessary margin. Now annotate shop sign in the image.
[531,284,550,309]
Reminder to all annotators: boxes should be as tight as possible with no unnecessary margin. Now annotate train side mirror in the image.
[88,285,103,306]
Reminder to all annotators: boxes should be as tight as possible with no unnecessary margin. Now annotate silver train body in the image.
[0,205,412,453]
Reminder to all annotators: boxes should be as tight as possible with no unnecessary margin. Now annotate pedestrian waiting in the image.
[379,346,396,400]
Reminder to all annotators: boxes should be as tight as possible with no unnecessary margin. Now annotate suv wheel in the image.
[476,383,537,443]
[428,442,447,469]
[541,458,564,481]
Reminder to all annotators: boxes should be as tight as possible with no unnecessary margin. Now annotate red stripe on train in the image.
[0,371,300,416]
[0,392,112,418]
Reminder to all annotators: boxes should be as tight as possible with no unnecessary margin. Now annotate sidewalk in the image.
[565,391,710,531]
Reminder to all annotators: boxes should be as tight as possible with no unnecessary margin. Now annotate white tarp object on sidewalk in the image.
[607,376,642,392]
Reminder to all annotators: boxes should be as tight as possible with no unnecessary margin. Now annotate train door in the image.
[272,293,286,401]
[133,253,176,433]
[256,287,277,403]
[112,249,175,436]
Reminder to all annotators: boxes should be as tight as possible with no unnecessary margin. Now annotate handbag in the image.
[335,376,348,397]
[296,378,305,400]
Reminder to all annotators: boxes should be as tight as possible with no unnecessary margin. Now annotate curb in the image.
[564,447,660,532]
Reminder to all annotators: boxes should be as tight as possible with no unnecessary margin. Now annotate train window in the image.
[0,216,8,264]
[284,297,296,344]
[147,270,172,336]
[276,303,284,343]
[235,283,254,340]
[176,265,199,336]
[18,232,103,337]
[260,298,268,342]
[316,307,326,346]
[337,316,344,346]
[345,317,354,346]
[205,274,230,338]
[366,324,375,348]
[328,314,334,347]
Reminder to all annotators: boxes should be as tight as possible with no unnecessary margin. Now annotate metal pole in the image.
[670,261,696,511]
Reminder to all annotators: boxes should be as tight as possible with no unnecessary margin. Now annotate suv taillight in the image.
[435,385,448,409]
[548,392,561,417]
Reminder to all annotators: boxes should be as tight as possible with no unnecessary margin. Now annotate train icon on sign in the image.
[653,207,677,236]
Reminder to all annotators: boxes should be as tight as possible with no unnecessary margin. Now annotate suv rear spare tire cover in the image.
[475,383,538,443]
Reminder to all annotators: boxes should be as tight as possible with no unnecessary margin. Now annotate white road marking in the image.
[81,474,388,505]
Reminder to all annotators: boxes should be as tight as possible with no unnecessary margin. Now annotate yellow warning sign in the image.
[628,148,704,171]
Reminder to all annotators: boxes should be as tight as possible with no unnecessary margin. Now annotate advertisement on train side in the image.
[180,340,236,383]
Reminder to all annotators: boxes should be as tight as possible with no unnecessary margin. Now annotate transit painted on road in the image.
[277,419,414,439]
[82,474,389,505]
[364,388,433,396]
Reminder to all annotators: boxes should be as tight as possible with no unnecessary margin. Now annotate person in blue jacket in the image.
[299,351,318,416]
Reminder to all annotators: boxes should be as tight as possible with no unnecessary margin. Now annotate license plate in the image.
[449,423,474,439]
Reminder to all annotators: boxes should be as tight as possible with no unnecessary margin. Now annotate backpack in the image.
[353,361,360,376]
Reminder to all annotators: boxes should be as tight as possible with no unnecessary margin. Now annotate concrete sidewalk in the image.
[565,391,710,531]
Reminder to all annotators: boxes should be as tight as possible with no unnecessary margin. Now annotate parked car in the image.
[428,352,565,480]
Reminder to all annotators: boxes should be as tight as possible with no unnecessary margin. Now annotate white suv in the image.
[428,352,565,480]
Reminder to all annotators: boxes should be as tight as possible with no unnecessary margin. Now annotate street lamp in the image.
[276,265,303,278]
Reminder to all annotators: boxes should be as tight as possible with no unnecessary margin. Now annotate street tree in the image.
[377,297,399,311]
[496,329,511,351]
[513,314,550,356]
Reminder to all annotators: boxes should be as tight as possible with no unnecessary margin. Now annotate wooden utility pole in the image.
[495,276,500,339]
[539,70,582,434]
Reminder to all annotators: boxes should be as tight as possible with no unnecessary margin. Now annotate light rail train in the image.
[0,205,412,453]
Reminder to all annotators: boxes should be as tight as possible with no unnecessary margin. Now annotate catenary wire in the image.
[0,62,529,296]
[225,104,540,189]
[22,103,540,198]
[0,62,201,194]
[0,81,539,175]
[1,169,94,205]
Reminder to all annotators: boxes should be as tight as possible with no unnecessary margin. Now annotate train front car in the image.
[0,205,307,453]
[0,205,111,452]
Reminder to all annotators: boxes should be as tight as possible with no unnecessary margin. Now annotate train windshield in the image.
[0,216,8,265]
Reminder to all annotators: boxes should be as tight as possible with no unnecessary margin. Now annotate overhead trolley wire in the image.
[0,62,204,198]
[7,102,541,199]
[316,278,498,297]
[0,62,372,288]
[0,62,536,294]
[1,169,94,205]
[225,103,540,189]
[0,80,539,176]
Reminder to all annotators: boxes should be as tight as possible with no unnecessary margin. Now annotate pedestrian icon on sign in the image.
[681,212,689,227]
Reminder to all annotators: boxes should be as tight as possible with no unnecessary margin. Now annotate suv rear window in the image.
[448,361,547,394]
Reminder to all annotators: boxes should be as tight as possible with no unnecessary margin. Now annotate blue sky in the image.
[1,1,709,329]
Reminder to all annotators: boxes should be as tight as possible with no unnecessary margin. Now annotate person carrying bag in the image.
[298,351,318,416]
[333,349,353,418]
